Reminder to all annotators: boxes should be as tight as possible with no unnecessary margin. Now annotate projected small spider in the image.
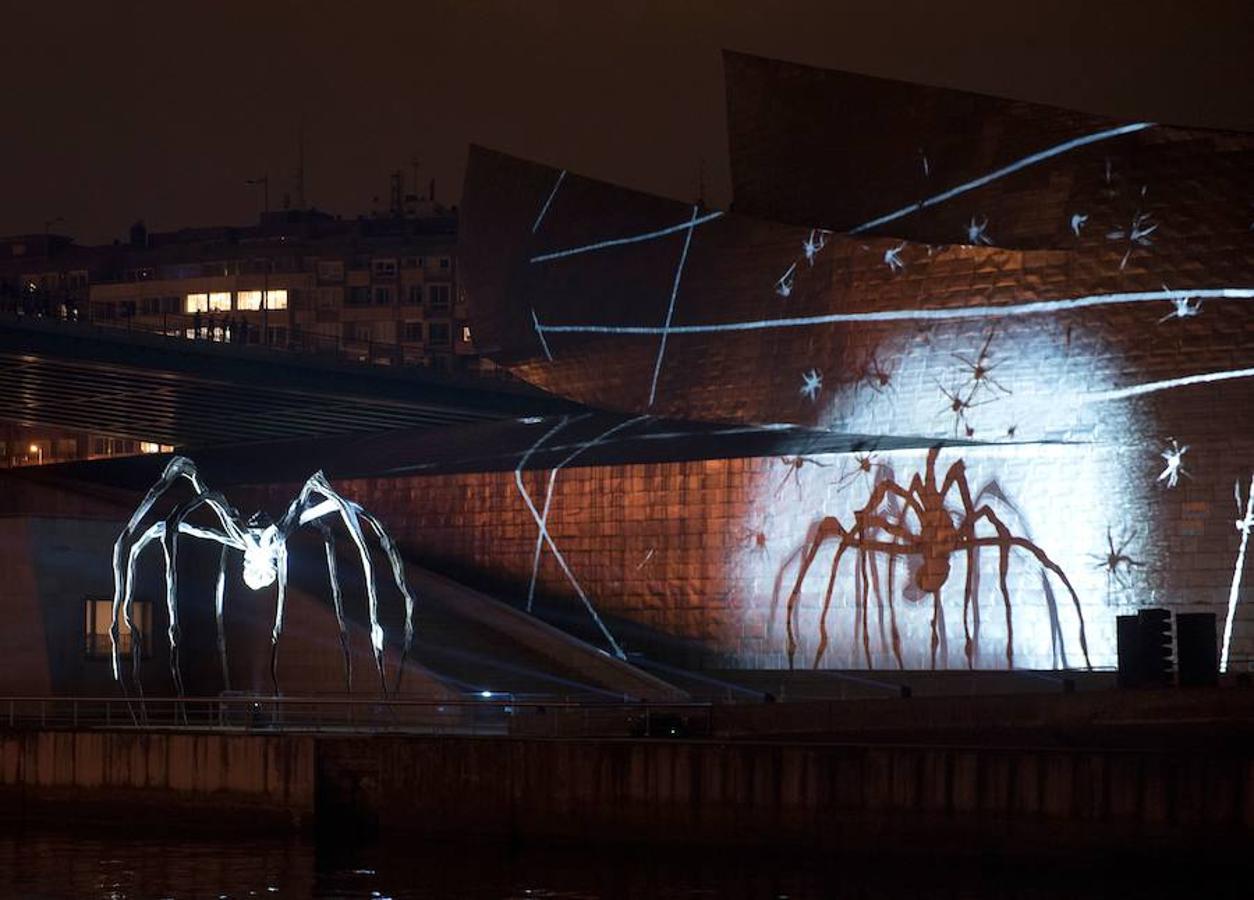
[1070,213,1089,237]
[1106,210,1157,269]
[965,215,993,246]
[953,332,1011,400]
[883,242,906,273]
[110,456,416,697]
[1089,526,1144,601]
[775,455,831,497]
[854,348,896,396]
[775,263,796,298]
[802,229,829,266]
[1157,291,1201,324]
[738,521,771,558]
[784,448,1090,671]
[1157,438,1189,488]
[799,368,823,401]
[937,381,991,436]
[834,452,890,495]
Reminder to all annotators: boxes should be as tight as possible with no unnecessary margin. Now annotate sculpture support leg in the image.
[215,546,231,692]
[289,478,387,690]
[359,511,417,694]
[121,523,164,698]
[270,546,289,696]
[159,521,185,699]
[318,523,353,693]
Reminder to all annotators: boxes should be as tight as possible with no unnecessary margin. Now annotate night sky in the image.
[1,0,1250,244]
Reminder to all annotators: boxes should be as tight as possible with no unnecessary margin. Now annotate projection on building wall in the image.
[110,456,416,695]
[783,447,1090,671]
[458,60,1254,673]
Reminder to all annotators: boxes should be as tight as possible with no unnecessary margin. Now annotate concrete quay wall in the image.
[341,736,1254,853]
[0,730,315,826]
[2,727,1250,852]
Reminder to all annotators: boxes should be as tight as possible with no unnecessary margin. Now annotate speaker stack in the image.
[1116,608,1219,688]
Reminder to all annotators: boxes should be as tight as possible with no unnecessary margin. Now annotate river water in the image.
[0,824,1246,899]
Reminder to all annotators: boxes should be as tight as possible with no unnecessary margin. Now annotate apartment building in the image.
[0,207,482,467]
[1,207,477,371]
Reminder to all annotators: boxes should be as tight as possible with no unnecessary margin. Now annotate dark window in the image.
[347,286,370,306]
[405,284,423,304]
[403,321,424,343]
[373,286,393,306]
[427,283,451,312]
[428,321,451,347]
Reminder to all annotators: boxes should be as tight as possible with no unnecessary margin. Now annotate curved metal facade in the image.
[397,60,1254,671]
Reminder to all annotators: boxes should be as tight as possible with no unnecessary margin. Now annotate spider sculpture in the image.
[110,456,416,697]
[784,448,1091,671]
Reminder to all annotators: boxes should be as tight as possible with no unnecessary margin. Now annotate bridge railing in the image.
[0,695,717,739]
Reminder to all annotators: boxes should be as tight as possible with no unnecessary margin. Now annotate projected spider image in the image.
[784,448,1091,671]
[110,456,416,697]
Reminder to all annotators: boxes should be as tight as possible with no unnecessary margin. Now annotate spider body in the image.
[110,456,416,697]
[785,448,1090,672]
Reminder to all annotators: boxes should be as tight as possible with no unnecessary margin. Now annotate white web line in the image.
[1222,475,1254,673]
[530,211,724,263]
[512,416,650,657]
[532,169,567,233]
[648,204,700,406]
[849,122,1155,234]
[533,288,1254,337]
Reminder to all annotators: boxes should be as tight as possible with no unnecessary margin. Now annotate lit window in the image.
[265,289,288,310]
[185,293,209,313]
[139,441,172,454]
[237,290,262,310]
[209,292,232,311]
[84,597,151,659]
[461,325,472,343]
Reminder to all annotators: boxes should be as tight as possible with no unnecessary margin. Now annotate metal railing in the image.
[0,695,716,739]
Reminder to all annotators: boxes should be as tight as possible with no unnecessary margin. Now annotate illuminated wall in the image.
[438,67,1254,672]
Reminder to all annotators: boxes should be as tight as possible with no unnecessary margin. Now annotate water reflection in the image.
[0,824,1246,899]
